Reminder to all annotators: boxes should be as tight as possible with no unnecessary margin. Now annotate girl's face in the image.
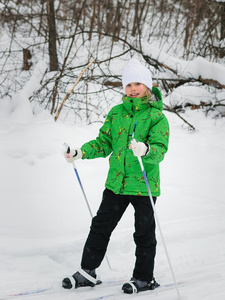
[125,82,147,98]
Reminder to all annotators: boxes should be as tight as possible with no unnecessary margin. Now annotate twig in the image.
[54,58,95,121]
[164,103,196,131]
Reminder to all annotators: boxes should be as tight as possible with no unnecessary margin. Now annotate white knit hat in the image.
[122,58,152,91]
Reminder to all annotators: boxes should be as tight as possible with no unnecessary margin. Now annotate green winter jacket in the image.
[81,88,169,196]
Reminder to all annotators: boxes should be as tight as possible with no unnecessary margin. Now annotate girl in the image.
[62,58,169,294]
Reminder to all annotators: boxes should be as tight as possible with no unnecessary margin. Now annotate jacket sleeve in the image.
[143,112,169,165]
[81,110,113,159]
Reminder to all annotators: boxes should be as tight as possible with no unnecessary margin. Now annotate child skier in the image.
[62,58,169,294]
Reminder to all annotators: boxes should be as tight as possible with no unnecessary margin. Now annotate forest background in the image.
[1,0,225,126]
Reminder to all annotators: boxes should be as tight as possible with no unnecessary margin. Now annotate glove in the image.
[64,146,83,163]
[130,139,150,157]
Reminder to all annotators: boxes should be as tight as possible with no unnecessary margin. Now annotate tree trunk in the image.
[47,0,59,71]
[22,48,32,70]
[220,1,225,58]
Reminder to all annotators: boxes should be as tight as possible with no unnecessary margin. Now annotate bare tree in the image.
[1,0,225,124]
[46,0,59,71]
[219,0,225,58]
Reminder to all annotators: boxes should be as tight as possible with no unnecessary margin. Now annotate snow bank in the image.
[164,86,215,108]
[10,60,48,124]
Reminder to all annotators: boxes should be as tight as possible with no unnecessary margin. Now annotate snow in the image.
[1,88,225,300]
[163,86,215,108]
[10,61,48,124]
[1,52,225,300]
[141,40,225,85]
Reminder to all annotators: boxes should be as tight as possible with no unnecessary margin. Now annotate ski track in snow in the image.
[1,281,187,300]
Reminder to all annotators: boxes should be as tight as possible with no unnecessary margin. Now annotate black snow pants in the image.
[81,188,157,281]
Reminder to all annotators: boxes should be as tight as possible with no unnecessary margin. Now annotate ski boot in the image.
[62,269,102,289]
[122,277,160,294]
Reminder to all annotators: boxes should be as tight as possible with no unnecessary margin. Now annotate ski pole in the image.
[64,143,112,270]
[131,123,181,300]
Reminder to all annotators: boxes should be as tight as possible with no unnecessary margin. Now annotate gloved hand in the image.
[130,139,150,157]
[64,146,83,163]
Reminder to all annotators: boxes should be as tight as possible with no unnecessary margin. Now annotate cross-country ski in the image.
[2,280,185,300]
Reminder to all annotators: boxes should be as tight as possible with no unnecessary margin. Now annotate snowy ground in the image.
[1,97,225,300]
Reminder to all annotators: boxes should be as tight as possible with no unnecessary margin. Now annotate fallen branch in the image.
[163,103,196,131]
[54,58,95,121]
[198,76,225,89]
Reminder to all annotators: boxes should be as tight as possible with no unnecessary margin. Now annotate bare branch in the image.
[55,58,95,121]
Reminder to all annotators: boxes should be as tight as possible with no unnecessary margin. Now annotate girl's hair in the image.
[144,86,153,101]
